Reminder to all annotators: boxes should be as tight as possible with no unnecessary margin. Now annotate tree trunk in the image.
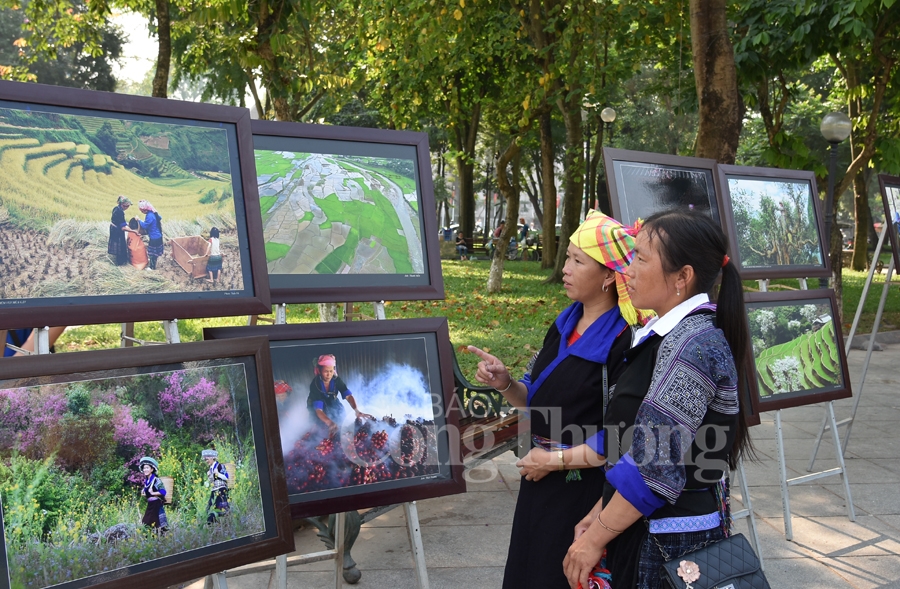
[547,101,583,283]
[851,170,870,271]
[538,109,557,269]
[318,303,340,322]
[457,158,476,238]
[487,139,521,293]
[690,0,741,163]
[151,0,171,99]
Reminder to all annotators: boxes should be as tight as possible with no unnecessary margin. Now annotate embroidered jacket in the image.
[208,461,229,492]
[605,308,739,518]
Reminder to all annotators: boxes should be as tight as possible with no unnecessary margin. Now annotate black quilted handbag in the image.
[659,533,770,589]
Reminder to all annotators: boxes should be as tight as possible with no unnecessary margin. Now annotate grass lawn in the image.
[51,260,900,380]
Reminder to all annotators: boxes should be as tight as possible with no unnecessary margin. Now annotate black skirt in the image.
[503,466,606,589]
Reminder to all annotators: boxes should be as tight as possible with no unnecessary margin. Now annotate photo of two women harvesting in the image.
[0,103,246,302]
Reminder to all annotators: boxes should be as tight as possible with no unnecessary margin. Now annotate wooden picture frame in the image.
[718,164,829,279]
[744,290,851,412]
[204,318,465,518]
[878,174,900,271]
[0,337,293,589]
[602,147,722,227]
[0,79,270,330]
[251,120,444,304]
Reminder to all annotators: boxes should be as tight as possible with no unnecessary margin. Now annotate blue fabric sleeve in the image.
[586,430,605,456]
[606,453,666,517]
[313,400,324,410]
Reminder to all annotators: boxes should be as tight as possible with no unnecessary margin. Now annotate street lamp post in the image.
[819,112,852,287]
[582,108,593,217]
[597,107,616,215]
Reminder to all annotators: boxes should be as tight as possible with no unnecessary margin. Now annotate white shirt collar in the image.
[631,293,710,348]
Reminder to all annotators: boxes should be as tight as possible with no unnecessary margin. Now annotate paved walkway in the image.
[204,338,900,589]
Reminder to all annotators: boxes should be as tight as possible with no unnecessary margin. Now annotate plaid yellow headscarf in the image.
[569,210,653,326]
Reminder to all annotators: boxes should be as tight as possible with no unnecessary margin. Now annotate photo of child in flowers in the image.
[0,362,266,589]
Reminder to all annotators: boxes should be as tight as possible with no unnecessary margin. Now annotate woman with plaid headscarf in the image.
[469,210,649,589]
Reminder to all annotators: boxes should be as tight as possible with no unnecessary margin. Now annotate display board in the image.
[0,80,270,329]
[744,290,851,412]
[878,174,900,271]
[602,147,722,227]
[204,318,465,518]
[252,120,444,303]
[0,337,293,589]
[718,164,829,279]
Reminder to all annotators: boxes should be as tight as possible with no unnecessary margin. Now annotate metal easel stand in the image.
[370,301,430,588]
[731,458,765,571]
[809,225,894,466]
[4,326,52,356]
[759,279,855,540]
[119,320,181,347]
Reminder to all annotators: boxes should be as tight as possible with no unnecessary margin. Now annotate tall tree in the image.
[690,0,742,163]
[0,1,122,88]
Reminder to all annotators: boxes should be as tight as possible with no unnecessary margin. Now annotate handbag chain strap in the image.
[645,519,718,562]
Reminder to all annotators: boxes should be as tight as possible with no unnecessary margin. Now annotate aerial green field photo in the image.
[0,105,246,301]
[255,149,424,277]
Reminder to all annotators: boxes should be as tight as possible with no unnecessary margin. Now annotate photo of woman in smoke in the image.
[269,337,443,498]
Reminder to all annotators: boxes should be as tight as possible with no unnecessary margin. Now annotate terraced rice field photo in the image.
[0,104,245,299]
[748,300,844,398]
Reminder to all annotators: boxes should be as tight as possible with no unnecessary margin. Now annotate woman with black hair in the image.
[564,209,752,589]
[206,227,223,285]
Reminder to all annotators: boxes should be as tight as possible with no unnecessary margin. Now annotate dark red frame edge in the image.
[0,79,271,330]
[250,119,445,304]
[743,289,852,412]
[878,174,900,272]
[717,164,830,280]
[203,317,466,518]
[0,337,293,589]
[601,146,725,231]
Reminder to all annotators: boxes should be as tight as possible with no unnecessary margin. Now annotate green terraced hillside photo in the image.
[255,149,424,277]
[0,105,246,300]
[748,301,843,397]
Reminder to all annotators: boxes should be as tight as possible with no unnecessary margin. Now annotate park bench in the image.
[451,348,527,461]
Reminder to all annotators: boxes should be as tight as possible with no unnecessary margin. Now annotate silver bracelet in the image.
[497,380,514,393]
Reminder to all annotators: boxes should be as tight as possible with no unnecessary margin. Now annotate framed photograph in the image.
[602,147,722,227]
[878,174,900,270]
[0,79,270,330]
[204,318,465,518]
[0,337,293,589]
[718,165,829,279]
[251,120,444,304]
[744,290,851,412]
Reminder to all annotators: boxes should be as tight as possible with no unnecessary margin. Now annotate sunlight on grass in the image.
[54,260,900,377]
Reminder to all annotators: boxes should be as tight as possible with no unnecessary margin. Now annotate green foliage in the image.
[0,4,123,91]
[265,242,291,263]
[200,189,218,204]
[66,383,93,416]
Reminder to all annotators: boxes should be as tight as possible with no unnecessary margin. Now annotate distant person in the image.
[127,218,149,270]
[202,449,230,524]
[493,219,506,239]
[519,217,529,242]
[307,354,374,436]
[455,231,468,260]
[139,456,168,532]
[108,196,137,266]
[135,200,164,270]
[206,227,223,285]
